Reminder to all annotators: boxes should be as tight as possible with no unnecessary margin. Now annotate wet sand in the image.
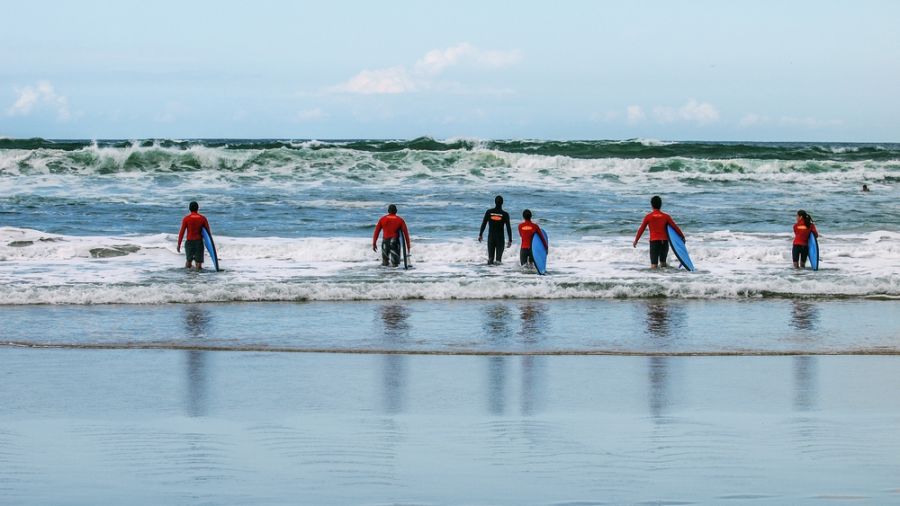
[2,348,899,505]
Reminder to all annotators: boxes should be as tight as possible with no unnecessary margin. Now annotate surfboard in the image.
[808,232,819,271]
[666,224,694,272]
[201,227,220,272]
[399,232,409,270]
[532,229,549,275]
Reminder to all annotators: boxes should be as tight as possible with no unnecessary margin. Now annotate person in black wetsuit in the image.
[478,195,512,264]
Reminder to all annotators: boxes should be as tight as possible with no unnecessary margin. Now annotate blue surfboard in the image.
[399,231,409,270]
[201,227,220,272]
[808,232,819,271]
[666,224,694,272]
[532,229,549,275]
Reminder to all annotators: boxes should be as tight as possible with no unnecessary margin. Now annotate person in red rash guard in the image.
[632,195,685,269]
[518,209,548,268]
[176,201,211,270]
[792,209,819,269]
[372,204,411,267]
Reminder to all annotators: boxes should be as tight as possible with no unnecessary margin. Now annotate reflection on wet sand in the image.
[790,301,820,411]
[790,300,819,332]
[183,305,212,417]
[643,300,673,421]
[483,304,511,415]
[379,304,409,414]
[518,302,546,416]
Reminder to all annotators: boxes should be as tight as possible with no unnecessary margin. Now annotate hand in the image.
[477,236,482,242]
[372,245,377,252]
[632,241,637,248]
[177,247,181,253]
[506,241,512,249]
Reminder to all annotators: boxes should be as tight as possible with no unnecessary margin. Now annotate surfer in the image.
[632,195,685,269]
[862,184,870,192]
[372,204,411,267]
[792,210,819,269]
[478,195,512,265]
[518,209,548,267]
[176,201,211,270]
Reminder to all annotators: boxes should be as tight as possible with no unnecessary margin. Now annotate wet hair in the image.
[388,204,397,214]
[650,195,662,209]
[495,195,503,207]
[797,210,812,228]
[523,209,532,220]
[189,201,199,212]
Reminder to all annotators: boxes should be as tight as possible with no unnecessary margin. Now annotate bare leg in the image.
[660,261,668,268]
[650,264,658,269]
[793,261,800,269]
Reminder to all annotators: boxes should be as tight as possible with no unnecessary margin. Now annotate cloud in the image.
[738,113,768,127]
[331,66,417,95]
[653,99,719,125]
[626,105,645,124]
[7,81,70,120]
[330,43,521,95]
[294,108,327,122]
[738,113,843,129]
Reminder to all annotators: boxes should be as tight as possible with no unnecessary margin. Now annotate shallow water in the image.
[1,349,899,505]
[3,299,899,354]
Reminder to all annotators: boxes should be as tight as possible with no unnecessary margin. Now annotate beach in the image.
[2,346,900,505]
[2,299,900,504]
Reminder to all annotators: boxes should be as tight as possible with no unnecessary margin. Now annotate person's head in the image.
[522,209,532,220]
[797,209,812,227]
[189,201,199,212]
[650,195,662,210]
[388,204,397,214]
[863,184,870,191]
[494,195,503,207]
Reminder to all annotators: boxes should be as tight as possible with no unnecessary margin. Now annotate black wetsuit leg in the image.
[520,248,533,266]
[382,238,401,267]
[792,245,808,265]
[649,240,669,266]
[487,237,504,264]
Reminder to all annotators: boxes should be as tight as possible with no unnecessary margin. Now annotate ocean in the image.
[3,137,900,504]
[1,138,898,306]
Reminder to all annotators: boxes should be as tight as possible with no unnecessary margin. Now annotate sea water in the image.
[1,137,898,305]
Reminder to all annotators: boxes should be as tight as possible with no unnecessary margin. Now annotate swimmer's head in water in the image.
[523,209,532,220]
[189,201,199,212]
[495,195,503,207]
[651,195,662,209]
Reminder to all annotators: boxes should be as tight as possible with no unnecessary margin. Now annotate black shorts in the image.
[382,237,401,267]
[184,240,204,264]
[520,248,534,266]
[649,240,669,266]
[792,244,809,264]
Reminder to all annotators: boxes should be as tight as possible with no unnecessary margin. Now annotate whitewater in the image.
[1,138,898,304]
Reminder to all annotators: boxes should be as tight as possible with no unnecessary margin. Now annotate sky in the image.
[1,0,899,141]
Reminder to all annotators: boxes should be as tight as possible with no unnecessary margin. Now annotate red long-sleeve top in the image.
[373,214,410,248]
[793,222,819,246]
[518,220,547,249]
[634,210,684,243]
[177,212,210,249]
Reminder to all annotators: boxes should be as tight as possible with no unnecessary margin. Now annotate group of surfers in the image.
[176,196,819,272]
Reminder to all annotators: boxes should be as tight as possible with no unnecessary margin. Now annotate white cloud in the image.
[738,113,768,127]
[330,43,521,95]
[626,105,645,124]
[737,113,843,129]
[330,66,417,95]
[653,99,719,125]
[294,108,326,122]
[7,81,70,120]
[779,116,843,128]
